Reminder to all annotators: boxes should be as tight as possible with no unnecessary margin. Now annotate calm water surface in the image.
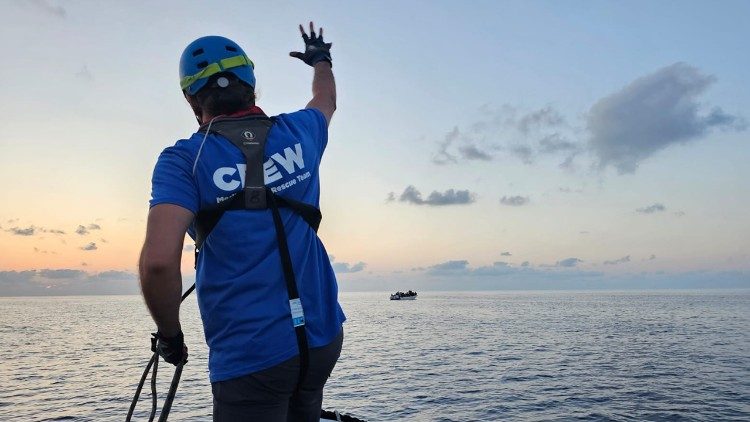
[1,291,749,421]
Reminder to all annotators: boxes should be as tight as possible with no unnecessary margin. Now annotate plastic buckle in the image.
[150,333,158,352]
[244,186,266,209]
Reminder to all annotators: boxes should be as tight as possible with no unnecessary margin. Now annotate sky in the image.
[0,0,748,295]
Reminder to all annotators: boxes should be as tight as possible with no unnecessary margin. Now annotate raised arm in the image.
[307,62,336,125]
[290,22,336,125]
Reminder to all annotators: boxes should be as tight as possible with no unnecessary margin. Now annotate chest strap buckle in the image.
[244,186,267,209]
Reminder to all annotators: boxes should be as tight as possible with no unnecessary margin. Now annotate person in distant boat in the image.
[139,22,346,421]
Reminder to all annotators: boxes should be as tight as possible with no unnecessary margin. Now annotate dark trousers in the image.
[212,329,343,422]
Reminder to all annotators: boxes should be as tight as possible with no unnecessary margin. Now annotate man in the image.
[139,22,346,421]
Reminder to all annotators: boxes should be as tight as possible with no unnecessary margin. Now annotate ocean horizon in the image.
[0,287,748,298]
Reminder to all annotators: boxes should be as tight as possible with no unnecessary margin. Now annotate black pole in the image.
[127,283,195,421]
[125,353,156,421]
[158,362,185,422]
[148,355,158,422]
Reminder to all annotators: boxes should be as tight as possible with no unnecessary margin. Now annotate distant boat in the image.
[390,290,417,300]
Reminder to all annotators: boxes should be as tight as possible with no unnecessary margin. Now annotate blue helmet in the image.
[179,36,256,95]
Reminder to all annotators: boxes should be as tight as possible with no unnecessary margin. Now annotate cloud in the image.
[80,242,97,251]
[459,144,493,161]
[38,269,86,279]
[0,269,139,296]
[75,223,101,236]
[332,261,367,274]
[587,62,745,174]
[559,154,578,171]
[7,226,35,236]
[673,211,686,217]
[636,203,666,214]
[29,0,66,18]
[420,259,599,279]
[430,105,578,167]
[336,268,749,292]
[509,145,534,164]
[432,126,460,165]
[379,259,615,294]
[427,260,470,274]
[500,196,530,206]
[427,63,743,174]
[538,133,580,155]
[518,106,565,134]
[393,185,476,206]
[76,65,93,81]
[435,129,498,162]
[471,261,518,276]
[603,255,631,265]
[0,270,37,285]
[329,255,366,273]
[559,187,583,194]
[501,252,512,256]
[556,258,583,268]
[5,225,66,236]
[43,228,66,235]
[88,270,134,281]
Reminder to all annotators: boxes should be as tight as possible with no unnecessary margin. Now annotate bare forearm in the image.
[138,204,193,337]
[308,62,336,123]
[312,62,336,105]
[139,256,183,337]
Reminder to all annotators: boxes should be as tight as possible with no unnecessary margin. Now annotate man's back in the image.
[150,108,345,382]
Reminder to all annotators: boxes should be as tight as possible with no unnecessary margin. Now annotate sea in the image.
[0,291,748,421]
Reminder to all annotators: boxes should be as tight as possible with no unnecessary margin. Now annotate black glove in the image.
[289,22,332,67]
[151,331,188,366]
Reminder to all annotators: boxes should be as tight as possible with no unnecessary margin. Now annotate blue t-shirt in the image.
[149,108,346,382]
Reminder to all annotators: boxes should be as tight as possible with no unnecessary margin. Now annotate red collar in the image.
[199,106,267,130]
[224,106,266,118]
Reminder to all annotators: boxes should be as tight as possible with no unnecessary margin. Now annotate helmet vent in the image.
[225,45,237,52]
[192,48,204,57]
[197,61,209,69]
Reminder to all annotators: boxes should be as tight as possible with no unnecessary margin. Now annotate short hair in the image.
[191,73,256,117]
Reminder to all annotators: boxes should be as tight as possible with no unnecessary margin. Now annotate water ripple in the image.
[0,291,748,420]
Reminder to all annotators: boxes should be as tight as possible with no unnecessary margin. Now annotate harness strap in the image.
[274,195,322,232]
[212,117,272,210]
[194,190,321,252]
[268,191,309,383]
